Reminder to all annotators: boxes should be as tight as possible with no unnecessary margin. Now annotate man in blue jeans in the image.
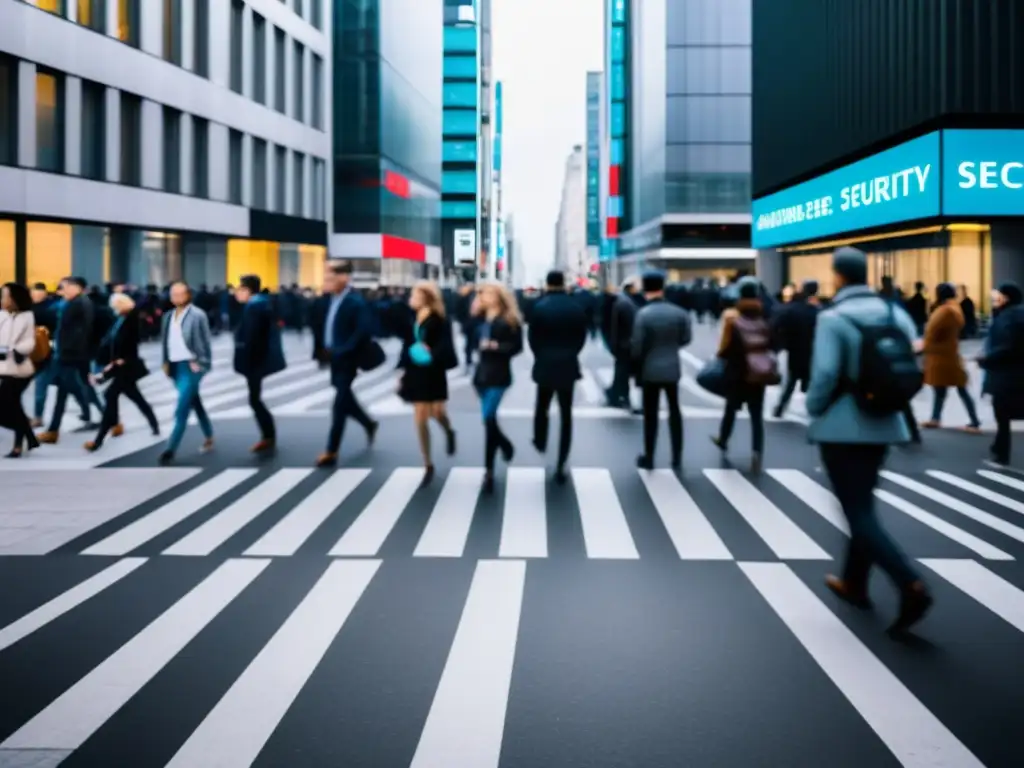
[158,282,214,465]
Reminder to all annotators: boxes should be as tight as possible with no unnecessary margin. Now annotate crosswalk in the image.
[0,551,1021,764]
[6,465,1024,563]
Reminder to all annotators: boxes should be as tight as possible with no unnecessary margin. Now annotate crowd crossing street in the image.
[1,322,1022,766]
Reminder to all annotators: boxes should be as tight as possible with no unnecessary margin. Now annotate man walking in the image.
[234,275,285,454]
[37,277,95,443]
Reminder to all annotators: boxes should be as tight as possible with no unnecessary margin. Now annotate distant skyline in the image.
[492,0,603,285]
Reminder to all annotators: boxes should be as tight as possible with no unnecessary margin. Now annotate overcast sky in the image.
[492,0,603,285]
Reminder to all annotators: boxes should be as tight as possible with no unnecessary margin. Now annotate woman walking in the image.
[919,282,981,432]
[472,282,523,493]
[85,293,159,452]
[0,283,41,457]
[398,281,457,485]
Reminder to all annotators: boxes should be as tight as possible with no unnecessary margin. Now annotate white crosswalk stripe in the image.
[6,466,1024,566]
[0,551,1017,764]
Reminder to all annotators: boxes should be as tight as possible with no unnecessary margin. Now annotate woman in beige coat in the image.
[0,283,40,456]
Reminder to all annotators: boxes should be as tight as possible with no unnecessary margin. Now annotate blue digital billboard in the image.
[943,129,1024,216]
[751,132,941,249]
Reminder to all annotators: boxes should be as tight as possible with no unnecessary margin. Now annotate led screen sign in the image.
[943,129,1024,215]
[752,133,941,249]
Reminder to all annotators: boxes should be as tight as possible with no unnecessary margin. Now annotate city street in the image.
[1,323,1022,766]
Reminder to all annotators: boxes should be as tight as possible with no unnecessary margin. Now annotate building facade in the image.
[0,0,330,291]
[440,0,491,281]
[554,145,586,279]
[332,0,442,287]
[752,0,1024,311]
[585,71,601,271]
[603,0,755,286]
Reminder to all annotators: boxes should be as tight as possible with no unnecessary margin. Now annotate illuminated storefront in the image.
[754,129,1024,313]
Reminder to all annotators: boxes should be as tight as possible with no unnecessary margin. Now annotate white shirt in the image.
[167,305,194,362]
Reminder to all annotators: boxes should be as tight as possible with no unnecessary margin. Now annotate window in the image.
[162,106,180,192]
[294,0,303,18]
[293,42,304,121]
[443,56,476,78]
[77,0,106,32]
[443,82,476,108]
[293,152,305,216]
[273,28,286,113]
[443,27,476,53]
[252,139,268,209]
[117,0,140,47]
[193,0,209,77]
[162,0,182,64]
[666,95,750,143]
[274,146,286,212]
[312,158,325,219]
[252,13,266,104]
[230,0,244,94]
[0,57,17,167]
[441,200,476,218]
[610,64,624,100]
[35,71,64,173]
[311,54,323,129]
[192,116,209,198]
[443,140,476,162]
[666,48,751,95]
[80,81,106,181]
[443,109,476,136]
[228,129,243,204]
[37,0,64,16]
[442,171,475,194]
[119,92,141,185]
[311,0,322,29]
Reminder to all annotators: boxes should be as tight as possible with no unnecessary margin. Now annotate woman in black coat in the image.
[979,282,1024,465]
[472,282,523,493]
[399,281,457,485]
[85,294,160,451]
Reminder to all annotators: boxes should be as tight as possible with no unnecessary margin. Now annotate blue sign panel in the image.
[943,129,1024,216]
[751,132,941,249]
[586,72,601,246]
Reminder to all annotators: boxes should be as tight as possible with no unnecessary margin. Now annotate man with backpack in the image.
[804,246,932,637]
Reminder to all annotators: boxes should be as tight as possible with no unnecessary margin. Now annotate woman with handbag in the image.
[399,281,457,485]
[84,293,159,452]
[0,282,41,457]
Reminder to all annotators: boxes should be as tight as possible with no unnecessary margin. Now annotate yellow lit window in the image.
[26,223,72,290]
[37,0,63,15]
[0,221,15,284]
[117,0,138,46]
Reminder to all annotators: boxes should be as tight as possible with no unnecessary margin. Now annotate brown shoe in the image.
[251,439,275,454]
[83,441,99,452]
[825,574,873,610]
[36,431,59,444]
[961,425,982,434]
[110,424,125,438]
[921,420,941,429]
[199,438,215,454]
[315,452,337,468]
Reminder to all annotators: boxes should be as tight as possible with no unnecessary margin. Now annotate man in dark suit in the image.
[311,260,379,467]
[528,270,589,483]
[770,279,820,418]
[234,274,286,453]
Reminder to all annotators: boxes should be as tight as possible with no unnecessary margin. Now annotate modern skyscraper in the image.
[441,0,492,280]
[0,0,330,289]
[332,0,443,286]
[752,1,1024,306]
[586,72,602,272]
[554,145,587,279]
[602,0,755,284]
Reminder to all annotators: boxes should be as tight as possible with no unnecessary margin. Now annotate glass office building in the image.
[604,0,755,286]
[752,0,1024,313]
[332,0,442,286]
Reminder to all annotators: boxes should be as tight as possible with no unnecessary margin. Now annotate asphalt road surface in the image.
[0,323,1021,767]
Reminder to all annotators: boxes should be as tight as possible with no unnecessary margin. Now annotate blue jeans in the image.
[478,386,507,421]
[166,362,213,454]
[46,363,101,431]
[477,386,511,472]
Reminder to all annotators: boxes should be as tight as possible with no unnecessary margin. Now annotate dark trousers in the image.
[327,374,373,454]
[719,387,766,453]
[902,402,921,441]
[992,400,1012,463]
[0,376,36,449]
[95,377,159,445]
[641,383,682,462]
[774,373,806,415]
[606,356,631,405]
[47,362,101,432]
[930,386,981,427]
[820,442,919,590]
[534,385,574,469]
[247,376,276,440]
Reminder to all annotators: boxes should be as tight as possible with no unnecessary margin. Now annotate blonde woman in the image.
[472,282,523,493]
[399,281,457,485]
[85,293,159,451]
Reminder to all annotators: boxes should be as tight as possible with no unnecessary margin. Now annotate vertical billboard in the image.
[493,80,503,274]
[605,0,625,244]
[586,72,601,247]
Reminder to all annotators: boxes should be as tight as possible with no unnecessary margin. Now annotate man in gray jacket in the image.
[631,270,692,469]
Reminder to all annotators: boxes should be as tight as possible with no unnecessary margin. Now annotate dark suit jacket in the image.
[234,297,285,379]
[312,290,372,384]
[55,295,94,365]
[97,309,148,382]
[527,292,588,389]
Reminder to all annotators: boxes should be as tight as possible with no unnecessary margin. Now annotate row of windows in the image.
[0,57,326,219]
[443,82,476,108]
[443,108,476,136]
[665,0,751,47]
[443,54,476,79]
[233,1,325,129]
[666,95,751,143]
[666,47,751,95]
[31,0,143,45]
